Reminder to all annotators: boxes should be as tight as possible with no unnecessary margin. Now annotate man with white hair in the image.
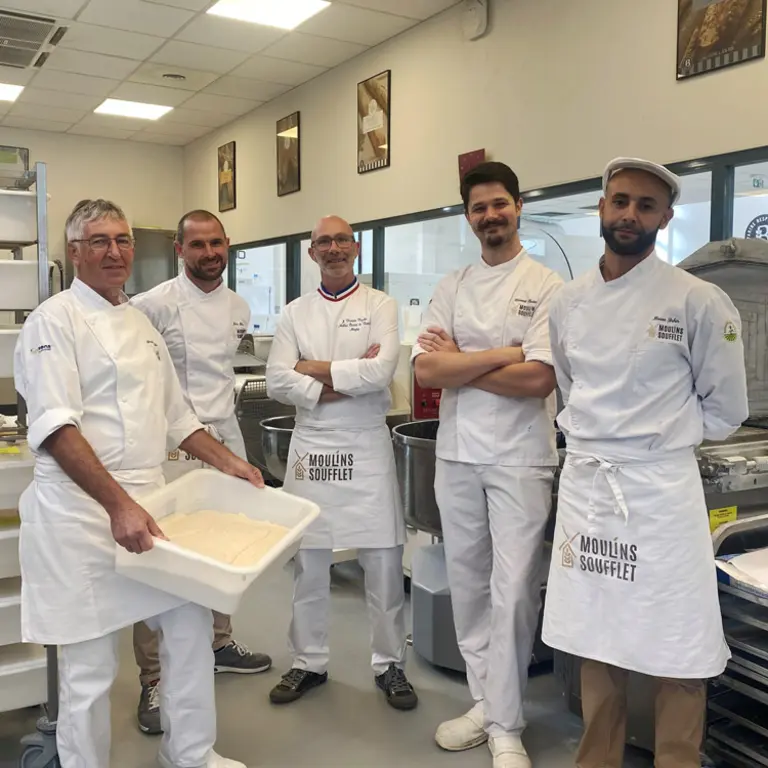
[543,159,749,768]
[130,210,272,736]
[266,214,417,711]
[14,198,262,768]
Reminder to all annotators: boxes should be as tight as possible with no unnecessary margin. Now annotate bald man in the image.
[266,216,417,711]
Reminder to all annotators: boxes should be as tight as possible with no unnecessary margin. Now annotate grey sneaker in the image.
[138,681,162,735]
[214,640,272,674]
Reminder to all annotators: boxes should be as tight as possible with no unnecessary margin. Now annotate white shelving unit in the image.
[0,161,51,719]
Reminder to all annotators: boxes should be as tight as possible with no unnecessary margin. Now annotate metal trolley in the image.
[19,646,59,767]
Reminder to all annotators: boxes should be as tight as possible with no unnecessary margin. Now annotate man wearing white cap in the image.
[542,158,749,767]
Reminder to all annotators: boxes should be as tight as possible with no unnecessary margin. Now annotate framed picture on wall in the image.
[276,111,301,197]
[218,141,236,212]
[677,0,766,80]
[357,70,390,174]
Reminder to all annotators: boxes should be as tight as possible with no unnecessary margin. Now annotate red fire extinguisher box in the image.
[412,380,441,420]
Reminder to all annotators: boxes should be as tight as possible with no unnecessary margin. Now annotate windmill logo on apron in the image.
[293,452,309,481]
[559,528,580,568]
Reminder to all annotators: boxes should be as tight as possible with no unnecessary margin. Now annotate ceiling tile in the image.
[175,14,285,54]
[108,82,192,107]
[298,4,416,46]
[229,55,326,86]
[78,0,194,37]
[336,0,459,20]
[162,106,236,128]
[45,48,140,80]
[150,41,251,75]
[0,67,36,86]
[133,132,189,146]
[18,87,101,111]
[0,0,88,18]
[8,102,88,123]
[181,92,260,116]
[137,120,209,138]
[58,22,165,60]
[202,76,289,102]
[69,124,140,140]
[73,113,150,133]
[143,0,211,9]
[3,117,74,132]
[128,62,219,92]
[29,69,119,97]
[260,32,367,68]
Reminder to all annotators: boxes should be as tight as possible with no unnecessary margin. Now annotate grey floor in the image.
[0,561,653,767]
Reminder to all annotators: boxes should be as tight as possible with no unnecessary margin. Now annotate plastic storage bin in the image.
[0,190,37,246]
[0,451,33,580]
[0,329,19,378]
[0,578,21,646]
[0,261,39,310]
[115,469,320,614]
[0,644,47,714]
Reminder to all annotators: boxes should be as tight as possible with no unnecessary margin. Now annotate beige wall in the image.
[0,126,183,263]
[183,0,768,244]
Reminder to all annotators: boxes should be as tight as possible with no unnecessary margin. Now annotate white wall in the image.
[183,0,768,244]
[0,127,183,263]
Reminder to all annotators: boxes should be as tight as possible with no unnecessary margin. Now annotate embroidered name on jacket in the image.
[293,450,355,482]
[338,317,371,332]
[514,299,537,318]
[560,528,638,583]
[648,316,684,343]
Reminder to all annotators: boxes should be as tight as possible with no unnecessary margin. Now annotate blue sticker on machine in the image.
[745,215,768,240]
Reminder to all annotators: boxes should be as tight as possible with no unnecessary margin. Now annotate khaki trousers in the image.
[133,611,232,686]
[576,660,706,768]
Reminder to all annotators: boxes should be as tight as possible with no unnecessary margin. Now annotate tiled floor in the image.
[0,561,654,767]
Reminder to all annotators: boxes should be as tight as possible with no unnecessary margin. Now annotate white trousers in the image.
[435,460,552,738]
[289,547,407,676]
[57,602,215,768]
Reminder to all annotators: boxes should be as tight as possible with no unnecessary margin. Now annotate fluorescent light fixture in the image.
[277,126,299,139]
[95,99,173,120]
[207,0,331,30]
[0,84,24,102]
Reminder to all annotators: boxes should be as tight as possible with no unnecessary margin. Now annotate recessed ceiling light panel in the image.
[95,99,173,120]
[0,84,24,102]
[207,0,331,30]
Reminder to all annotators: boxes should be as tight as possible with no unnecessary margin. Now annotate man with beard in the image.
[130,210,272,735]
[542,158,749,768]
[413,162,562,768]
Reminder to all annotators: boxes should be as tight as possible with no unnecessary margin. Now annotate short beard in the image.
[188,261,225,282]
[601,223,658,257]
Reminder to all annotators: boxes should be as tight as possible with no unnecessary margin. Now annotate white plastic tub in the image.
[0,578,21,647]
[115,469,320,614]
[0,190,37,245]
[0,643,47,714]
[0,261,39,310]
[0,328,19,378]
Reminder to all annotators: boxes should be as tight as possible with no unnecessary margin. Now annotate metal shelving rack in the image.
[0,161,53,748]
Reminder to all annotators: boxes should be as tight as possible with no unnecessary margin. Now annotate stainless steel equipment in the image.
[555,239,768,760]
[260,413,412,483]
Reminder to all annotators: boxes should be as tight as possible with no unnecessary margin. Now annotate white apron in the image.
[19,305,189,646]
[283,424,406,550]
[542,446,729,679]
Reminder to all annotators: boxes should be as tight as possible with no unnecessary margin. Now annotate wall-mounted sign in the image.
[677,0,766,80]
[745,214,768,239]
[217,141,236,213]
[357,70,390,174]
[458,149,486,183]
[276,111,300,197]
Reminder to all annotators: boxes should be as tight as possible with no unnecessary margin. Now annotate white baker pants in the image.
[57,602,215,768]
[435,460,552,738]
[288,547,407,676]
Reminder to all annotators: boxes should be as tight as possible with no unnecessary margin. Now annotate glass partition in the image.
[234,243,286,334]
[734,161,768,240]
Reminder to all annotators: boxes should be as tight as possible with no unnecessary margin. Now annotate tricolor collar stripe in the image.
[318,279,359,302]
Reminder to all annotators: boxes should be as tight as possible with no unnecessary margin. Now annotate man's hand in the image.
[362,344,380,359]
[320,384,348,403]
[110,501,167,554]
[418,327,460,354]
[220,455,265,488]
[294,360,310,376]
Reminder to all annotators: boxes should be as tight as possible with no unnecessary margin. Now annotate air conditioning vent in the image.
[0,10,57,70]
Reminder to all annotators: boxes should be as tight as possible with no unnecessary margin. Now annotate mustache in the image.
[479,218,507,230]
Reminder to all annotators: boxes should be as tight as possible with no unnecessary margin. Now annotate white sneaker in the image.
[158,750,246,768]
[435,701,488,752]
[488,735,531,768]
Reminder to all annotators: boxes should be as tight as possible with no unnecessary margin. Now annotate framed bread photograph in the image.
[277,111,301,197]
[218,141,236,213]
[357,70,390,174]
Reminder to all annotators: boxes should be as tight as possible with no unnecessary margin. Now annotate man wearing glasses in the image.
[14,198,261,767]
[266,215,418,710]
[130,210,272,736]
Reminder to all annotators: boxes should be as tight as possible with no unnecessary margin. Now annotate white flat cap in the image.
[603,157,681,206]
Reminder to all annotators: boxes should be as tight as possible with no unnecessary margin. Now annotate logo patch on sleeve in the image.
[724,321,738,343]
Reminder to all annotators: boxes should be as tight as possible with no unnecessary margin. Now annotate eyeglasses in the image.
[71,235,135,254]
[311,235,356,251]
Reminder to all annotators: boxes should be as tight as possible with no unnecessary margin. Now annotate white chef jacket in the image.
[266,280,405,549]
[267,281,399,430]
[14,278,205,644]
[411,250,562,467]
[131,271,249,429]
[550,252,749,455]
